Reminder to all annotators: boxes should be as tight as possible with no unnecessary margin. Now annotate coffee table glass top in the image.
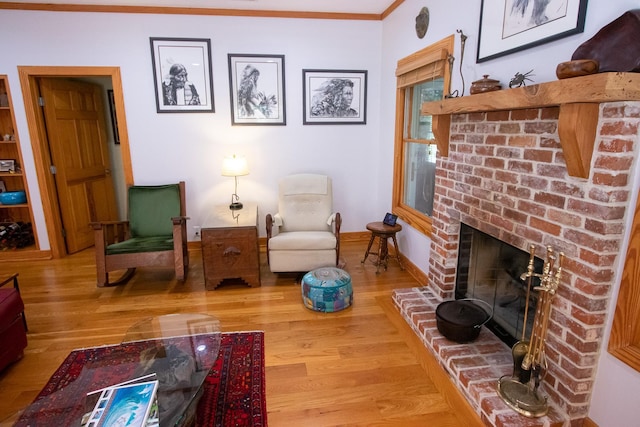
[14,314,221,427]
[123,312,221,342]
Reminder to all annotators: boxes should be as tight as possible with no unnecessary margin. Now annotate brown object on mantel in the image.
[470,75,501,94]
[572,9,640,73]
[556,59,599,79]
[421,72,640,178]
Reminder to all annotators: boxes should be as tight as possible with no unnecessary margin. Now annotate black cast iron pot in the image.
[436,299,492,343]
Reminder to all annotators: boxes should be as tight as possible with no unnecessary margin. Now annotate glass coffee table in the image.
[12,314,221,427]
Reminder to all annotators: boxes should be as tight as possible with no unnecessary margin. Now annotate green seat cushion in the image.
[128,184,181,238]
[106,236,174,255]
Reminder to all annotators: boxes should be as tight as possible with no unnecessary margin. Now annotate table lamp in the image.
[221,155,249,210]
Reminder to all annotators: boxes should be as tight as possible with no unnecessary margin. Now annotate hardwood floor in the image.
[0,240,483,426]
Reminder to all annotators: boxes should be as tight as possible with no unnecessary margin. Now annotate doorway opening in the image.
[18,66,133,258]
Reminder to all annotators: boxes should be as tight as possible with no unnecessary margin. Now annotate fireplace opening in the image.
[455,224,543,346]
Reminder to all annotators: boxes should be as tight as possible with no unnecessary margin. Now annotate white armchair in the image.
[266,174,341,273]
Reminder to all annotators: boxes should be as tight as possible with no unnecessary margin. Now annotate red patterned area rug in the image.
[16,331,266,427]
[197,332,267,427]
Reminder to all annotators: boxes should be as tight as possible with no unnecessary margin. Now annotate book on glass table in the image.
[82,373,160,427]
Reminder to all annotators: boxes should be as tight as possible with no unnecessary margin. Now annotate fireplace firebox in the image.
[455,223,543,347]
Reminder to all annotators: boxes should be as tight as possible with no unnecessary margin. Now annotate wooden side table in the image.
[201,203,260,289]
[361,221,404,273]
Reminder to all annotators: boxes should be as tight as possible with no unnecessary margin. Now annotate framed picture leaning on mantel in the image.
[302,69,367,125]
[476,0,588,63]
[228,54,286,125]
[150,37,215,113]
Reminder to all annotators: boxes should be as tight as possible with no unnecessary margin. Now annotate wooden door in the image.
[39,78,118,254]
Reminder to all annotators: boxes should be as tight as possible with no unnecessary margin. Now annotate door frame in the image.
[18,66,133,258]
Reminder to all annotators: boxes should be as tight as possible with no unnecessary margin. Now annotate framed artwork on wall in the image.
[150,37,215,113]
[228,54,286,125]
[476,0,588,63]
[302,69,367,125]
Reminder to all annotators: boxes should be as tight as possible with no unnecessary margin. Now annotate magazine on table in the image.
[82,374,160,427]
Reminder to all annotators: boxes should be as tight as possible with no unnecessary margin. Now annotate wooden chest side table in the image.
[201,203,260,290]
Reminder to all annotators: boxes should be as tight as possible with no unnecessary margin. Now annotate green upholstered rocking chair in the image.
[90,182,189,287]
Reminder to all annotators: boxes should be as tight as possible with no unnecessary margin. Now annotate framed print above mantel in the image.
[303,69,367,125]
[150,37,215,113]
[228,54,286,126]
[476,0,588,63]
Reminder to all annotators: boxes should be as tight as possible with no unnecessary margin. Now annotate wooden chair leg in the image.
[361,233,376,264]
[391,233,404,270]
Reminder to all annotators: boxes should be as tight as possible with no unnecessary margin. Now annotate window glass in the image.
[411,79,443,140]
[403,142,437,216]
[401,79,442,217]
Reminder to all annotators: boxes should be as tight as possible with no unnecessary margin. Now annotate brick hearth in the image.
[400,98,640,426]
[393,287,567,427]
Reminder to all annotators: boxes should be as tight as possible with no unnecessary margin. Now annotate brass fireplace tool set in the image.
[497,245,564,418]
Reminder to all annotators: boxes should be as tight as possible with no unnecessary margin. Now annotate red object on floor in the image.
[0,273,27,373]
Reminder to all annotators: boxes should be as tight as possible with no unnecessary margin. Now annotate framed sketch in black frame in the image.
[476,0,588,63]
[228,54,286,125]
[150,37,215,113]
[302,69,367,125]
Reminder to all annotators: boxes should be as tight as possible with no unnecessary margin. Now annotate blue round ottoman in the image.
[301,267,353,312]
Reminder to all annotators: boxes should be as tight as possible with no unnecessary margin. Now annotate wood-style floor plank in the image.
[0,241,483,426]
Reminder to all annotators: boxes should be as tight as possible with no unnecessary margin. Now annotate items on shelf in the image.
[0,222,35,250]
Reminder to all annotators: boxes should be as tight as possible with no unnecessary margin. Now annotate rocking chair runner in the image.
[90,182,189,287]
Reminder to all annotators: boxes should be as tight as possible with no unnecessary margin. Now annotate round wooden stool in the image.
[361,221,403,273]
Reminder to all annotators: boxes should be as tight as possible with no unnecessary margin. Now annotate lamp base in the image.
[229,202,243,210]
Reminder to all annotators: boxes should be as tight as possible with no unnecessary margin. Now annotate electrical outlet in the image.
[193,225,201,240]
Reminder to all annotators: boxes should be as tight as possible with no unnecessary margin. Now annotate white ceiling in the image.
[6,0,398,15]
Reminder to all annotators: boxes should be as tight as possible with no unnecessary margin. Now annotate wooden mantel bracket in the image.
[422,72,640,178]
[432,114,450,158]
[558,103,599,179]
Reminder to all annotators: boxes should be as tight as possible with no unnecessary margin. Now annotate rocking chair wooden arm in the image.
[171,216,190,225]
[90,220,131,247]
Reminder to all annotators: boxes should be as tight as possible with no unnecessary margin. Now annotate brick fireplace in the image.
[393,75,640,426]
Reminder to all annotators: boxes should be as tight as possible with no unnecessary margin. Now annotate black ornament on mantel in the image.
[415,7,429,39]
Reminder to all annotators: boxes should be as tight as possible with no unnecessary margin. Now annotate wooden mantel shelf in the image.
[422,72,640,178]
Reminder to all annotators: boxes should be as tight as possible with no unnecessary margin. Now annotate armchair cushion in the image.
[106,236,175,255]
[279,175,333,232]
[129,184,181,238]
[267,231,337,251]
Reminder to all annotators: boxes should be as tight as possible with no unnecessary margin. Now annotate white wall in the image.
[380,0,640,425]
[0,10,383,247]
[2,1,640,423]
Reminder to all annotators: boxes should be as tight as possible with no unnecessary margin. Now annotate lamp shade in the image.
[221,155,249,177]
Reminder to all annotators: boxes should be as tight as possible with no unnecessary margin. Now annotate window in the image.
[392,35,454,236]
